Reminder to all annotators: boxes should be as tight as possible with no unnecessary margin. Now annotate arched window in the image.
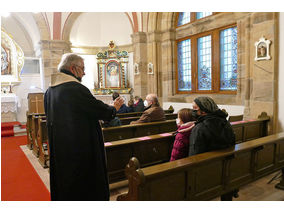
[176,13,237,94]
[177,12,214,27]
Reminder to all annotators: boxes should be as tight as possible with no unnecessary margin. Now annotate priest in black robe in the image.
[44,53,123,201]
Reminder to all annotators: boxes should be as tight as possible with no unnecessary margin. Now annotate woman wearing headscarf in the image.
[188,96,235,156]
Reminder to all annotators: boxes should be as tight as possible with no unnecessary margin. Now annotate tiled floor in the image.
[21,145,284,201]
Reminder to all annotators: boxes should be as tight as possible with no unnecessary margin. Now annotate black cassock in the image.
[44,72,116,201]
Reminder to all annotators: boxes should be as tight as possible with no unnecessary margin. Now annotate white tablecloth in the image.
[1,94,20,113]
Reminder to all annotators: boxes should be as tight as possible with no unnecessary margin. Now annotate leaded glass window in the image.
[177,39,192,91]
[197,35,212,90]
[177,12,191,26]
[196,12,213,19]
[220,27,238,90]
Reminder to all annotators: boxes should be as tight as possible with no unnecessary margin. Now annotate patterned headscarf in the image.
[194,96,219,113]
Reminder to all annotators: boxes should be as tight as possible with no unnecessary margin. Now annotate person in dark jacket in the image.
[132,96,144,112]
[44,53,123,201]
[112,92,133,113]
[170,108,195,161]
[188,96,235,156]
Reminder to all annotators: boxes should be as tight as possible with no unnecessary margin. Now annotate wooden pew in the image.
[31,114,46,157]
[106,114,270,183]
[119,113,178,126]
[117,132,284,201]
[106,132,175,183]
[37,118,49,168]
[102,119,177,142]
[26,112,33,150]
[26,112,45,150]
[232,112,269,143]
[229,114,244,122]
[116,108,174,118]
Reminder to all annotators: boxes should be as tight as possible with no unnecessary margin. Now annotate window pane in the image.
[220,27,238,91]
[177,12,191,26]
[177,39,192,91]
[196,12,213,19]
[20,58,40,74]
[198,35,212,90]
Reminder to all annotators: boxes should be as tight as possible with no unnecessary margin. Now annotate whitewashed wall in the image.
[278,12,284,132]
[163,102,245,117]
[70,12,132,47]
[14,74,43,122]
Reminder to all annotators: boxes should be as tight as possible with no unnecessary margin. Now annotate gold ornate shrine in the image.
[1,28,24,86]
[93,41,132,95]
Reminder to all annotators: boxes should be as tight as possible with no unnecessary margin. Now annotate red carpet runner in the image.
[1,135,50,201]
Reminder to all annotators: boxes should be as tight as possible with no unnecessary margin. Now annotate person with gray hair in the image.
[44,53,124,201]
[130,93,165,124]
[188,96,235,156]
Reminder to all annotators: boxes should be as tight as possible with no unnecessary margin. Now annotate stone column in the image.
[147,30,162,96]
[248,13,278,134]
[35,40,71,90]
[160,29,176,102]
[131,32,148,98]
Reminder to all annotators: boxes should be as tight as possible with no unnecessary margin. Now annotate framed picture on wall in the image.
[134,63,139,75]
[254,37,271,61]
[106,61,120,88]
[148,63,154,74]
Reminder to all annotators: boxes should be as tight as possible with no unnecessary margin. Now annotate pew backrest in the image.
[117,109,174,118]
[119,113,177,126]
[229,114,243,122]
[106,132,175,183]
[102,119,177,142]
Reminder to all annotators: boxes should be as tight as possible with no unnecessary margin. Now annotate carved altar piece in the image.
[1,28,24,85]
[94,41,132,95]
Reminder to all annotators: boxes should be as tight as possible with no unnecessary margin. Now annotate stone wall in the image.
[143,12,279,133]
[36,40,71,90]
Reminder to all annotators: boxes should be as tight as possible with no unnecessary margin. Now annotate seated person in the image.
[132,96,144,112]
[170,108,195,161]
[101,116,121,127]
[188,96,235,156]
[112,92,133,113]
[130,94,166,124]
[128,99,134,108]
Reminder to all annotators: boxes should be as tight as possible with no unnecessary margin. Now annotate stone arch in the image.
[62,12,82,42]
[32,13,50,40]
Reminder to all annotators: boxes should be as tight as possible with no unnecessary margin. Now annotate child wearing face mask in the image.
[170,108,195,161]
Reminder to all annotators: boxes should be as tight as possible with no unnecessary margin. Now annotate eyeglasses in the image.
[73,64,85,72]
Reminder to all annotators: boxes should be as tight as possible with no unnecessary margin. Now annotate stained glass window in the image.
[177,12,191,26]
[197,35,212,90]
[177,39,192,91]
[220,27,238,90]
[196,12,213,19]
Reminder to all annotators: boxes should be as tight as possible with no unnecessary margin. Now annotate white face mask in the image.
[144,100,148,107]
[176,118,181,126]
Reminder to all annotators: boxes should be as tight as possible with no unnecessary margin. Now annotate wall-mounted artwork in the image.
[106,61,120,88]
[134,63,139,75]
[1,46,11,75]
[148,63,154,74]
[254,36,271,61]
